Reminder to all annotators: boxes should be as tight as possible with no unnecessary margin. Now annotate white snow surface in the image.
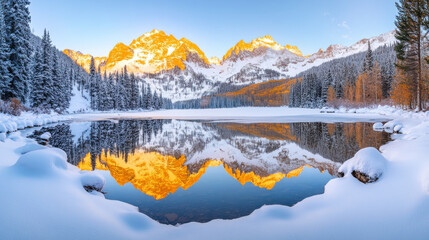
[373,122,384,130]
[67,106,396,123]
[68,85,90,113]
[0,106,429,239]
[40,132,52,140]
[338,147,387,180]
[0,111,69,134]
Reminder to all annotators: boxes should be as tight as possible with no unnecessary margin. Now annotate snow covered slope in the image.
[68,85,90,113]
[64,30,396,102]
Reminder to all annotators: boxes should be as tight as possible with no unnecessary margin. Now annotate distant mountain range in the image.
[64,30,396,102]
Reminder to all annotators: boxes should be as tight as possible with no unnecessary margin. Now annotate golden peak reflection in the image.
[77,151,313,199]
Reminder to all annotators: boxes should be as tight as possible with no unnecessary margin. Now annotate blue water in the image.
[100,165,333,225]
[30,120,390,225]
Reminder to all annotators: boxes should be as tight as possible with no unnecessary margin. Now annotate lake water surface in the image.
[30,119,390,225]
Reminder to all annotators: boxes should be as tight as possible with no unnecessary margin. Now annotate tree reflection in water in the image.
[29,119,390,225]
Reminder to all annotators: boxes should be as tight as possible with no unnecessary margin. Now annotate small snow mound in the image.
[373,122,384,131]
[12,148,68,177]
[0,133,5,142]
[80,171,106,193]
[16,120,26,129]
[15,143,48,155]
[25,119,33,128]
[384,120,403,132]
[338,147,387,183]
[33,118,43,126]
[393,124,402,132]
[0,122,6,133]
[8,132,22,141]
[40,132,52,140]
[2,121,17,132]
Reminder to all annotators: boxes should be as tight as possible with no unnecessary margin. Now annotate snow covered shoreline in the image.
[0,107,429,239]
[67,106,397,123]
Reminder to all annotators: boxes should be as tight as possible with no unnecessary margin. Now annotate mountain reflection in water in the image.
[30,119,390,225]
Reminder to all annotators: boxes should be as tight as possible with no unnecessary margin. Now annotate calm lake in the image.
[30,119,390,225]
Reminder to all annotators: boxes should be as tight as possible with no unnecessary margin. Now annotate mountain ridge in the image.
[63,30,396,102]
[63,29,306,73]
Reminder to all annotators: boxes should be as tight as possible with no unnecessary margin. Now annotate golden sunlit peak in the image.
[251,35,283,50]
[285,44,304,57]
[253,35,277,44]
[208,57,221,65]
[222,35,304,60]
[144,29,164,36]
[62,49,107,72]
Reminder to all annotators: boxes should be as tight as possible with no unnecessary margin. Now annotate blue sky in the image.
[29,0,398,58]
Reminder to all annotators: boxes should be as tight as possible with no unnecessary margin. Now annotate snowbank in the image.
[383,120,403,132]
[0,112,69,134]
[373,122,384,130]
[80,171,105,192]
[0,138,163,239]
[338,147,387,183]
[11,148,68,177]
[0,107,428,239]
[40,132,52,140]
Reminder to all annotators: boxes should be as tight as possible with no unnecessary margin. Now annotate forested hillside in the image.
[182,44,395,109]
[289,44,396,108]
[0,0,171,115]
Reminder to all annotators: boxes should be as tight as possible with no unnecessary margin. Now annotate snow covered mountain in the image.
[64,30,396,102]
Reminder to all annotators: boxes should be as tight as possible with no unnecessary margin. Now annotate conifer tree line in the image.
[0,0,32,104]
[0,0,87,113]
[289,44,396,108]
[30,30,77,112]
[86,59,172,111]
[173,95,252,109]
[0,0,171,114]
[290,0,429,110]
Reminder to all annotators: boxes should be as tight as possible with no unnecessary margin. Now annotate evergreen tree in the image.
[61,65,71,111]
[363,41,374,72]
[31,30,54,109]
[394,0,429,110]
[381,60,394,98]
[0,2,10,98]
[2,0,32,102]
[145,85,153,109]
[51,50,61,110]
[153,91,159,109]
[89,57,97,109]
[30,47,45,108]
[140,84,146,109]
[115,71,125,110]
[159,93,164,109]
[129,73,139,110]
[334,75,343,99]
[96,66,102,110]
[108,73,116,110]
[321,70,332,104]
[122,66,130,110]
